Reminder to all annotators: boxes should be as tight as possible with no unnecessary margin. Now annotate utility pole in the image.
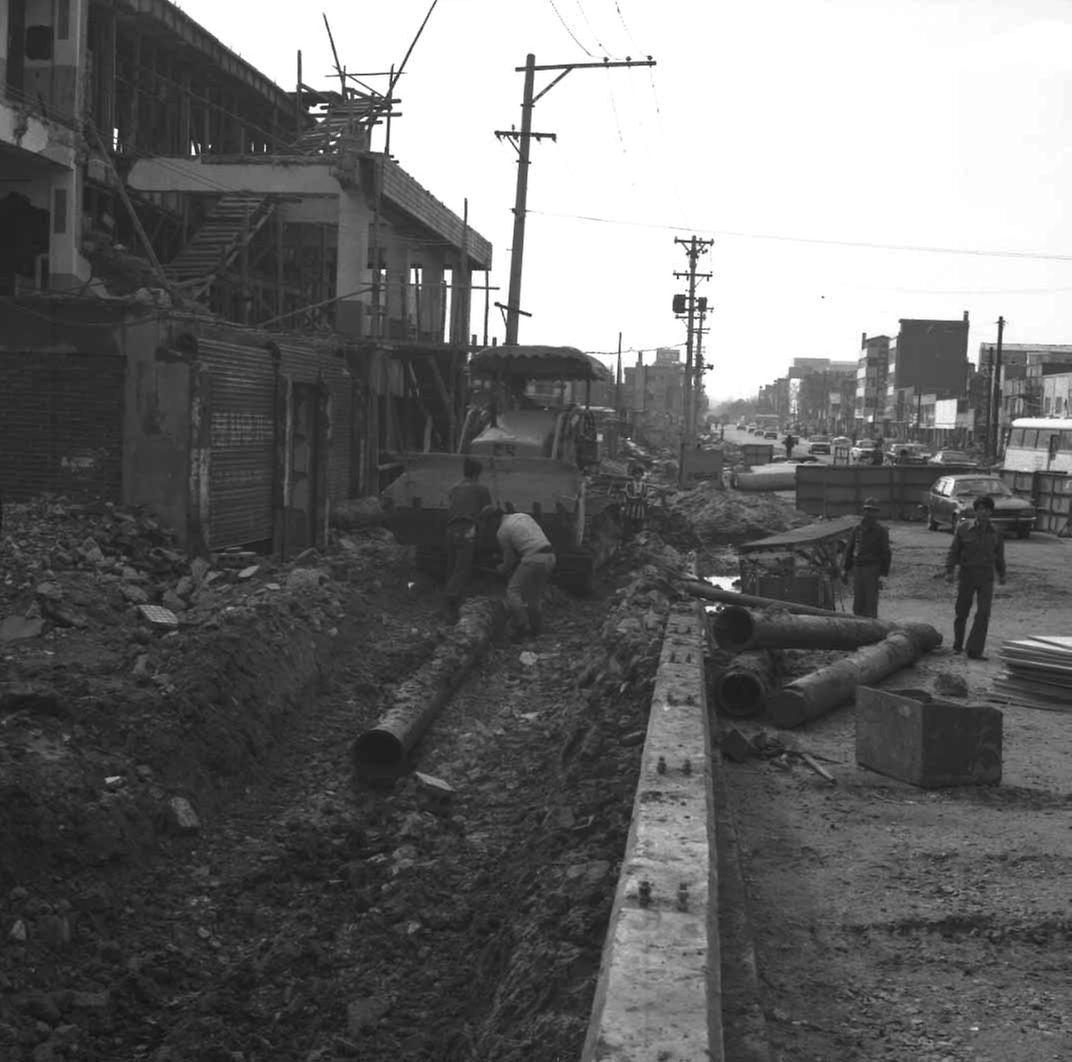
[496,53,656,345]
[991,315,1005,458]
[673,235,713,484]
[615,331,623,418]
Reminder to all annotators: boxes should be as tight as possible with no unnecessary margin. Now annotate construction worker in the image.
[842,497,892,618]
[443,457,492,621]
[946,494,1006,659]
[621,463,650,536]
[480,506,556,641]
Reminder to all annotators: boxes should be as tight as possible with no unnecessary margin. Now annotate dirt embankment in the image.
[0,519,686,1062]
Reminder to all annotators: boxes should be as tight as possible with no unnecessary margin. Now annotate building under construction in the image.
[0,0,493,550]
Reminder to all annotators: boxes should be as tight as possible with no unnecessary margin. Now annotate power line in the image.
[572,0,610,53]
[526,208,1072,264]
[546,0,595,56]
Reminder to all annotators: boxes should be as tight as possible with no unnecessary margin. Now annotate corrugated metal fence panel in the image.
[1034,472,1072,534]
[276,342,353,505]
[199,339,276,549]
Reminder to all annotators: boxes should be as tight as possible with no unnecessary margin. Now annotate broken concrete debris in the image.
[165,797,201,834]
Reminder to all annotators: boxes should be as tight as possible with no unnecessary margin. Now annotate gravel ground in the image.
[719,522,1072,1062]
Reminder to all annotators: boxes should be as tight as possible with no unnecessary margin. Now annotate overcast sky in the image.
[175,0,1072,400]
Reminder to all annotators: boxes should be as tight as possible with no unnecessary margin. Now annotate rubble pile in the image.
[0,496,414,882]
[664,480,810,546]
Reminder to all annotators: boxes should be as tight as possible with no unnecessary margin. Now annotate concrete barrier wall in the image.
[796,464,978,520]
[581,601,723,1062]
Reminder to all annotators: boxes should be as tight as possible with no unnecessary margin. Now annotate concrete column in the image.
[384,238,410,341]
[0,0,9,88]
[49,167,89,289]
[336,189,371,337]
[420,258,444,342]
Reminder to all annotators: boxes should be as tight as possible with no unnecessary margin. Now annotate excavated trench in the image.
[0,566,661,1062]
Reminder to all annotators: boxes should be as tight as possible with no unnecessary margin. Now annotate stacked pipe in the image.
[703,599,941,724]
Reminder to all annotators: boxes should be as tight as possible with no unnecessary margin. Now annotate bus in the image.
[754,414,781,433]
[1002,418,1072,473]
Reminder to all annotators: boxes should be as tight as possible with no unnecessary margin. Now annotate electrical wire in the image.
[573,0,610,54]
[547,0,595,56]
[526,208,1072,264]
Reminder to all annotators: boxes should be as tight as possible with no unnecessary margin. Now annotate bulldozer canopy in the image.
[470,345,612,383]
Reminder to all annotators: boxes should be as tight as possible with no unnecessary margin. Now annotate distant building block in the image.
[855,686,1002,788]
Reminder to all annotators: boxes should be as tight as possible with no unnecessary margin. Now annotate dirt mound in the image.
[661,481,810,547]
[0,496,418,885]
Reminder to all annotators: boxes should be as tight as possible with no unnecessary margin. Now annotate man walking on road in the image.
[784,433,796,460]
[443,458,492,621]
[946,494,1006,659]
[481,506,556,641]
[842,497,892,618]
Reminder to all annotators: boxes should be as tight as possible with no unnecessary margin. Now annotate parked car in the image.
[850,439,879,464]
[763,429,779,440]
[929,450,979,467]
[807,434,831,455]
[926,474,1036,537]
[884,442,930,465]
[737,422,747,430]
[831,435,851,450]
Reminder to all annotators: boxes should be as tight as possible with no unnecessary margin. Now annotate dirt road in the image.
[721,522,1072,1061]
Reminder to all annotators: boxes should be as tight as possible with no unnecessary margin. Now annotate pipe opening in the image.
[713,606,756,651]
[353,729,405,767]
[717,673,764,718]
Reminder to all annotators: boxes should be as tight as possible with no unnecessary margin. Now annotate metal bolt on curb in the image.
[677,883,689,910]
[638,880,653,907]
[657,756,667,775]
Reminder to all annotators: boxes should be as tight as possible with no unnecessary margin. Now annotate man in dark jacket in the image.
[842,497,892,618]
[946,494,1006,659]
[443,458,492,620]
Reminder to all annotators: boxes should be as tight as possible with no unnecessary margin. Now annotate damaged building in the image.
[0,0,492,550]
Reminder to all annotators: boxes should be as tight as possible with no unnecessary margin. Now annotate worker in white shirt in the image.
[480,506,556,640]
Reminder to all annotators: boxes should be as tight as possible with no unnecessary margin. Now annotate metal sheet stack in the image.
[992,637,1072,711]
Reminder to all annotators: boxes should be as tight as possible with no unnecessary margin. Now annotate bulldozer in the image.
[380,344,613,592]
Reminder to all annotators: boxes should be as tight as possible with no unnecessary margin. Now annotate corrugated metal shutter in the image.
[200,339,276,549]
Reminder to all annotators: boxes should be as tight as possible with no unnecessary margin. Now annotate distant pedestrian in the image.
[481,506,557,641]
[946,495,1006,659]
[871,436,885,466]
[842,497,892,618]
[784,433,796,460]
[443,457,492,621]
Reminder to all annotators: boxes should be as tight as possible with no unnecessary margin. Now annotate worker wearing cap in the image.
[480,506,556,640]
[842,497,892,618]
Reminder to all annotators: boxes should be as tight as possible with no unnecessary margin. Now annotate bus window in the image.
[1022,429,1038,448]
[1009,428,1025,448]
[1061,430,1072,452]
[1039,429,1059,453]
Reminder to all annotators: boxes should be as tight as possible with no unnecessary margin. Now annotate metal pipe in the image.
[679,579,837,617]
[352,598,503,769]
[713,650,775,719]
[711,605,896,653]
[768,623,943,729]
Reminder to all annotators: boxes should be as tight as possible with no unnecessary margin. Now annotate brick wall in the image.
[0,352,126,502]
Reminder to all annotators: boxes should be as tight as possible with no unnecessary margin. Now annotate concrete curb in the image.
[581,601,723,1062]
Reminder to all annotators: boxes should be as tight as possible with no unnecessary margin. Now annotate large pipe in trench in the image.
[352,598,503,770]
[679,579,837,617]
[713,650,777,719]
[768,622,943,729]
[711,605,898,653]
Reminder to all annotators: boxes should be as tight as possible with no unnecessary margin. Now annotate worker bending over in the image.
[480,506,556,641]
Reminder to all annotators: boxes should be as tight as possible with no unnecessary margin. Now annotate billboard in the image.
[934,398,958,430]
